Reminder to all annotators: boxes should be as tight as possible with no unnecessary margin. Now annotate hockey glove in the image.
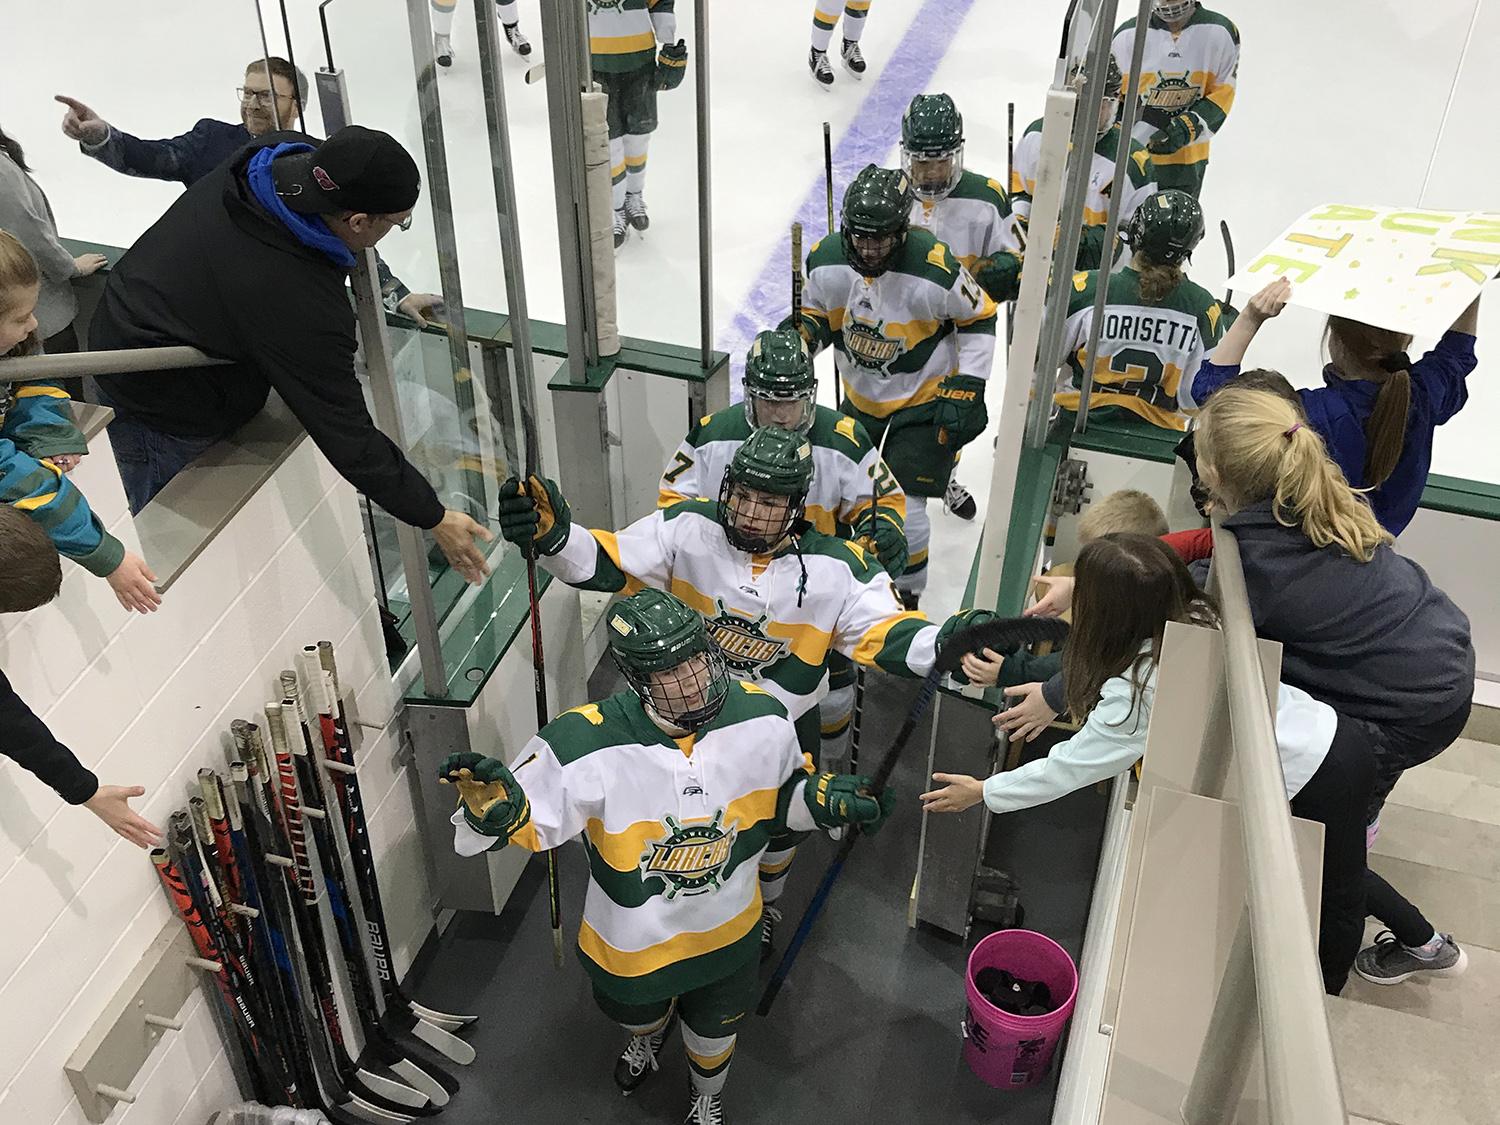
[438,752,532,840]
[1074,224,1110,272]
[497,475,571,556]
[856,508,909,578]
[935,608,1002,685]
[933,374,989,448]
[656,40,688,91]
[803,772,897,837]
[972,252,1022,303]
[1147,113,1198,156]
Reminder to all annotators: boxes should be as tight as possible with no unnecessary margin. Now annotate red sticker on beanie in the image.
[312,165,340,192]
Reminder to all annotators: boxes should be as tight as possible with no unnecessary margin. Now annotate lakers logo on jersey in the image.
[1143,73,1201,113]
[706,602,789,674]
[641,811,737,899]
[845,321,904,373]
[587,0,624,12]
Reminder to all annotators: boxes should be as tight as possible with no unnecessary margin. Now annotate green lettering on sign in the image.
[1416,248,1500,284]
[1381,211,1457,236]
[1307,205,1378,222]
[1452,218,1500,245]
[1248,254,1320,283]
[1287,232,1353,258]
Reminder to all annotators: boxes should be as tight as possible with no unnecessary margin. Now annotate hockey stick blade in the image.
[524,62,545,84]
[933,616,1070,677]
[376,1007,465,1091]
[410,1015,478,1065]
[1220,219,1235,308]
[408,999,477,1028]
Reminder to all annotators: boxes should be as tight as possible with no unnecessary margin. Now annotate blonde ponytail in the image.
[1195,385,1392,562]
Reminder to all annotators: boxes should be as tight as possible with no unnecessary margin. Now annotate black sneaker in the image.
[808,48,834,88]
[1354,930,1468,985]
[840,38,867,77]
[944,478,977,520]
[625,191,650,231]
[613,207,629,249]
[759,904,782,962]
[685,1089,725,1125]
[502,20,531,56]
[614,1010,677,1095]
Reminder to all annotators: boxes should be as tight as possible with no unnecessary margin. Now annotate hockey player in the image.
[1010,53,1158,274]
[809,0,873,88]
[1112,0,1240,196]
[794,164,998,608]
[589,0,689,248]
[1054,190,1227,432]
[431,0,531,68]
[496,428,977,955]
[442,587,894,1125]
[901,92,1017,524]
[658,327,908,765]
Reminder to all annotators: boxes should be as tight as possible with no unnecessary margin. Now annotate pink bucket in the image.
[961,929,1079,1089]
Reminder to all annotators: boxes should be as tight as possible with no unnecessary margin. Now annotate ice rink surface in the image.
[3,0,1496,617]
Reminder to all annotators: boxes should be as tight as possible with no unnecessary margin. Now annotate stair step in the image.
[1388,763,1500,827]
[1416,737,1500,786]
[1343,922,1500,1037]
[1367,854,1500,952]
[1329,995,1500,1124]
[1370,803,1500,882]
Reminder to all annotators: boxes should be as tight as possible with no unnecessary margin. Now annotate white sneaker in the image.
[434,33,454,67]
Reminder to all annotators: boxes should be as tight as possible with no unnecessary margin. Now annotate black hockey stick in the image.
[316,641,478,1031]
[1006,102,1017,346]
[1220,219,1235,309]
[757,616,1071,1016]
[791,222,804,326]
[823,121,835,236]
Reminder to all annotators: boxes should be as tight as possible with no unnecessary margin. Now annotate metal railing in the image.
[0,346,229,382]
[1180,520,1346,1123]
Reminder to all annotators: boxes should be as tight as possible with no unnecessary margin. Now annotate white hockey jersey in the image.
[1112,6,1239,169]
[800,228,998,419]
[909,169,1019,266]
[451,682,817,1002]
[658,404,908,536]
[541,499,939,719]
[1010,120,1156,237]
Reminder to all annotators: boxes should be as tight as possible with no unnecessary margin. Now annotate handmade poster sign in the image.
[1227,205,1498,337]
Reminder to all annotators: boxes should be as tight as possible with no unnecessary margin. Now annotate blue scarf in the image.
[246,143,356,268]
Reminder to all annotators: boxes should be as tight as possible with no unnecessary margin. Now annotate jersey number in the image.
[1100,347,1166,393]
[664,451,694,484]
[871,460,899,499]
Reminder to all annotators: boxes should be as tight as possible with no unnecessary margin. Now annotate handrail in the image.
[1194,520,1346,1122]
[0,346,230,382]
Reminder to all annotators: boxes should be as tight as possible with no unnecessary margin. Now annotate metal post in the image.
[251,0,286,132]
[694,0,714,376]
[1074,0,1152,435]
[538,0,600,377]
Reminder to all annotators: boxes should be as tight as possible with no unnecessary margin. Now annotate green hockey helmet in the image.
[1068,53,1124,136]
[607,589,729,732]
[718,426,813,553]
[743,329,816,434]
[841,164,912,278]
[1123,190,1205,267]
[901,93,964,202]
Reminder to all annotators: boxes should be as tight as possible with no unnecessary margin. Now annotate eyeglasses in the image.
[386,213,414,232]
[236,87,291,108]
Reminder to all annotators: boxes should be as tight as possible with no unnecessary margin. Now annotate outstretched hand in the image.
[1023,575,1074,618]
[434,510,493,585]
[56,95,109,144]
[920,772,984,814]
[993,682,1059,744]
[84,785,163,848]
[1244,277,1292,324]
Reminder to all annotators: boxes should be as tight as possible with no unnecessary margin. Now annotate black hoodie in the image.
[90,132,443,529]
[1209,501,1474,725]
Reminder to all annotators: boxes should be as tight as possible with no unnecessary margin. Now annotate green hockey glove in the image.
[803,772,897,836]
[1147,113,1198,156]
[935,608,1002,685]
[933,374,989,447]
[438,752,531,840]
[972,252,1022,302]
[856,508,908,578]
[656,40,688,91]
[1074,224,1110,272]
[497,475,571,556]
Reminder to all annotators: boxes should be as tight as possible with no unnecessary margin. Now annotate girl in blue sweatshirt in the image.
[1187,277,1480,536]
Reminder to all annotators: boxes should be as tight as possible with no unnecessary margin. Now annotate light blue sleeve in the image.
[983,670,1154,814]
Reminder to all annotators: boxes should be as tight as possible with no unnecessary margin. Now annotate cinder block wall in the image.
[0,430,434,1125]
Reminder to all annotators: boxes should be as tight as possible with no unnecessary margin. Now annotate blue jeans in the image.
[103,411,226,514]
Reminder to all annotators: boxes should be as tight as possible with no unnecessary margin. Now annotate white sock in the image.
[1405,932,1444,959]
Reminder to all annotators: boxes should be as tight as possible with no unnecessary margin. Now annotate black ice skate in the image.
[435,33,454,68]
[685,1089,726,1125]
[808,48,834,88]
[841,38,867,78]
[943,478,977,520]
[615,1010,678,1095]
[614,207,629,249]
[503,20,532,56]
[625,191,650,232]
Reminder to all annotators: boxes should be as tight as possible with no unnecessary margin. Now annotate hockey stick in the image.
[1007,102,1017,347]
[1220,219,1235,309]
[757,616,1071,1016]
[316,641,478,1030]
[849,422,896,773]
[791,222,803,326]
[292,656,471,1092]
[823,121,835,236]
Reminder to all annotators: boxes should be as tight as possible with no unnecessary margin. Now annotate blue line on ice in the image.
[718,0,979,396]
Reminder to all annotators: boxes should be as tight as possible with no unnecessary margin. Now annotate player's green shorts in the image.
[840,399,957,498]
[592,944,758,1037]
[595,62,658,139]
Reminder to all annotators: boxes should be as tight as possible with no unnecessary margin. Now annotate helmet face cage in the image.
[619,646,730,733]
[717,472,805,554]
[744,391,816,434]
[1154,0,1196,22]
[844,225,906,277]
[901,142,964,202]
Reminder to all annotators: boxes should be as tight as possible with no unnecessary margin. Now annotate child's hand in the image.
[1024,575,1074,618]
[920,773,985,814]
[45,453,83,472]
[106,552,161,613]
[1244,277,1292,324]
[994,682,1059,743]
[959,647,1004,687]
[83,784,163,848]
